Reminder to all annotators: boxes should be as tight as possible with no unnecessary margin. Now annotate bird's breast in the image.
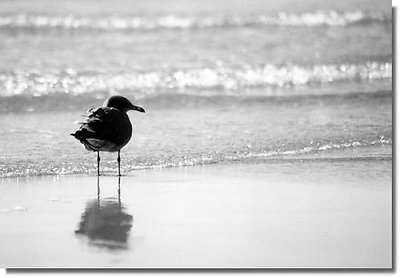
[112,112,133,148]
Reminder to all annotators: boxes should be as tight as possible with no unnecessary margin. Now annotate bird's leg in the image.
[117,175,121,206]
[97,175,100,203]
[117,150,121,176]
[97,151,100,176]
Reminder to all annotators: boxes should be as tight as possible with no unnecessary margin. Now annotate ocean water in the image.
[0,0,392,177]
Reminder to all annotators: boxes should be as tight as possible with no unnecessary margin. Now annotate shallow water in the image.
[0,0,392,177]
[0,91,392,177]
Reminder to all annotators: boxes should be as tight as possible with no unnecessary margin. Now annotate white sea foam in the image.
[0,136,391,178]
[0,62,392,97]
[13,206,27,211]
[0,10,389,31]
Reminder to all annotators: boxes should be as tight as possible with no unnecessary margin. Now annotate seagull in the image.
[71,95,145,176]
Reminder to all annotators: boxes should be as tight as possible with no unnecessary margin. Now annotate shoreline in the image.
[0,144,392,180]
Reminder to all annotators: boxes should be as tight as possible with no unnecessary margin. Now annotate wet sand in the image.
[0,156,392,268]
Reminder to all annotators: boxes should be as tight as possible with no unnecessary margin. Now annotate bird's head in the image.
[103,95,145,113]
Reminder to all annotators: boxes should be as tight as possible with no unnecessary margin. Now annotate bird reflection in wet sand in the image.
[75,176,133,250]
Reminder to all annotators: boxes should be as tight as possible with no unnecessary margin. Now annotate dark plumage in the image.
[71,95,145,176]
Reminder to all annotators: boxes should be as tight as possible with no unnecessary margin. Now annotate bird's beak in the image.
[130,104,145,113]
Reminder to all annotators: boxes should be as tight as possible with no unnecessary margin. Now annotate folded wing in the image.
[71,107,132,152]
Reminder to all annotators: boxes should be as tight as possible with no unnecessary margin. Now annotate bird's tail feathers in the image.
[70,129,93,140]
[70,130,98,151]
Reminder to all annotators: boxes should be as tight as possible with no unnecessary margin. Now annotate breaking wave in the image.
[0,62,392,97]
[0,10,390,31]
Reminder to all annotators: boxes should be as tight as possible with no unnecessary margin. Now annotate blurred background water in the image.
[0,0,392,177]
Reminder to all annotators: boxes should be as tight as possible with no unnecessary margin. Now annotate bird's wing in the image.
[73,107,126,143]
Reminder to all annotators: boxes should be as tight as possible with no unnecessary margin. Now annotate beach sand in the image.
[0,148,392,268]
